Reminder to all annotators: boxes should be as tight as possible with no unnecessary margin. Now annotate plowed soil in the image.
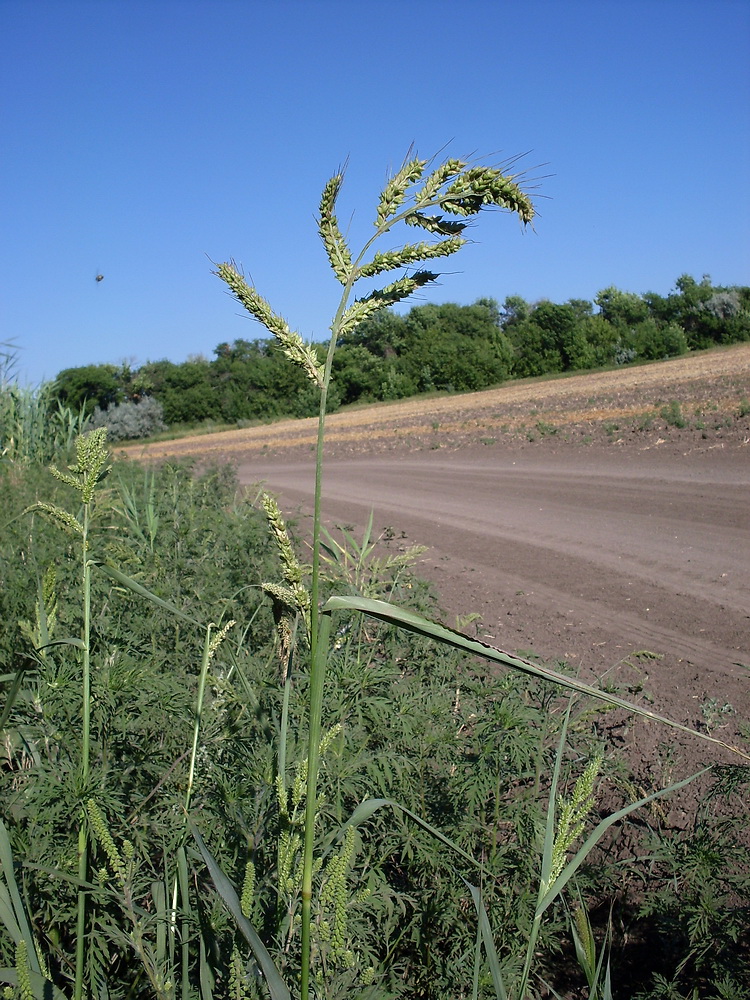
[124,345,750,800]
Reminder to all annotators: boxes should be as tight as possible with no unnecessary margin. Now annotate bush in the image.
[89,395,167,440]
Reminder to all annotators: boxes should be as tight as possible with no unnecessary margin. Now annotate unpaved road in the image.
[240,445,749,734]
[125,346,750,764]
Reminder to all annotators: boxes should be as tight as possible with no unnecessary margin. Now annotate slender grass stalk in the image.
[185,626,215,813]
[217,151,536,996]
[171,619,234,971]
[21,428,110,1000]
[208,154,750,997]
[73,502,92,1000]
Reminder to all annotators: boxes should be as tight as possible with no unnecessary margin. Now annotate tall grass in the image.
[1,343,87,465]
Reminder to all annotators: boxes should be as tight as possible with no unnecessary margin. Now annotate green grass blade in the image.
[0,821,41,974]
[540,701,572,898]
[191,824,291,1000]
[463,879,508,1000]
[93,561,202,626]
[152,879,167,969]
[0,670,27,730]
[343,797,481,872]
[177,846,191,1000]
[471,916,481,1000]
[0,884,22,945]
[323,597,750,760]
[39,637,86,651]
[198,934,214,1000]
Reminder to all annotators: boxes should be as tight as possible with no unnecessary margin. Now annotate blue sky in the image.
[2,0,749,387]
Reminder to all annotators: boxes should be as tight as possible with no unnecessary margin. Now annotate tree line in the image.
[51,274,750,437]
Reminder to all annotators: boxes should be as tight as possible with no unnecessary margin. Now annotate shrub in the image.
[89,395,167,440]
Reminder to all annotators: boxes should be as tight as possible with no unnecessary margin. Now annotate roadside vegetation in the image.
[2,155,749,1000]
[43,273,750,441]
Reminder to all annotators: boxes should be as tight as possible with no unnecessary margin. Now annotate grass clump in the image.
[660,399,687,428]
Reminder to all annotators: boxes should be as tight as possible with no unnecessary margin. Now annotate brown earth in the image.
[123,345,750,803]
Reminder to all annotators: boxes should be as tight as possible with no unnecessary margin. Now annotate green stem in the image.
[299,611,332,999]
[277,618,298,790]
[170,625,214,962]
[297,183,488,995]
[185,626,214,814]
[74,505,92,1000]
[300,259,360,996]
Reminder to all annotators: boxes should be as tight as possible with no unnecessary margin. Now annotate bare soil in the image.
[124,345,750,806]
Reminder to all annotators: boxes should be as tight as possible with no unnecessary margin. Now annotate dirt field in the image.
[124,345,750,794]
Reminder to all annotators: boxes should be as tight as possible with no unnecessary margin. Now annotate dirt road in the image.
[239,444,749,733]
[125,346,750,761]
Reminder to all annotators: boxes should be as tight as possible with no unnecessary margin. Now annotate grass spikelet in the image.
[262,581,304,612]
[318,722,342,759]
[208,619,236,659]
[278,828,301,894]
[403,211,469,236]
[18,566,58,658]
[215,262,325,387]
[375,155,427,227]
[414,158,467,205]
[240,859,256,919]
[318,174,352,285]
[87,800,128,887]
[441,165,535,223]
[262,493,304,588]
[355,237,466,279]
[228,946,246,1000]
[50,426,110,503]
[14,940,34,1000]
[547,756,601,891]
[338,271,439,337]
[319,826,356,961]
[23,501,83,536]
[261,492,311,645]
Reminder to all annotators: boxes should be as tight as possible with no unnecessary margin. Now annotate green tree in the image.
[331,343,384,404]
[508,301,593,376]
[581,313,620,366]
[51,364,125,416]
[398,301,514,392]
[499,294,531,329]
[668,274,750,348]
[339,308,407,358]
[139,358,216,424]
[595,286,650,328]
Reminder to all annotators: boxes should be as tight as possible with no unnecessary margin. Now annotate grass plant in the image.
[1,343,88,466]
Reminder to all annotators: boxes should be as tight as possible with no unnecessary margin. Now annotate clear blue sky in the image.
[2,0,749,387]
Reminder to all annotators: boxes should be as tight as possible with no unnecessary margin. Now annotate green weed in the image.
[535,419,558,437]
[660,400,687,428]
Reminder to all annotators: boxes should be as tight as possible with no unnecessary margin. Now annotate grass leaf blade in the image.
[190,823,291,1000]
[323,597,749,760]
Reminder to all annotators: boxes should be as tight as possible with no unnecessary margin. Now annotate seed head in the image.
[375,155,427,227]
[319,173,353,285]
